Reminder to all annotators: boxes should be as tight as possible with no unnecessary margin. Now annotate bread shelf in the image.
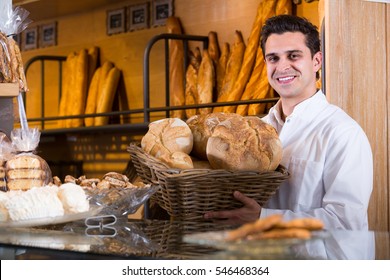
[22,33,279,137]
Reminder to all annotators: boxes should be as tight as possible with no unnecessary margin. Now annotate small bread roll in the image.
[186,112,240,160]
[159,151,194,169]
[206,115,282,172]
[141,118,193,158]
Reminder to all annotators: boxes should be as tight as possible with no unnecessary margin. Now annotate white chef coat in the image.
[261,90,373,230]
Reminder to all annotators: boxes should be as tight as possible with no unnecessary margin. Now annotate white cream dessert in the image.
[0,191,9,222]
[4,186,64,221]
[57,183,89,214]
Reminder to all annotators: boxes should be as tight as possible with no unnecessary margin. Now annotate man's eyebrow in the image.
[265,49,304,58]
[264,52,277,59]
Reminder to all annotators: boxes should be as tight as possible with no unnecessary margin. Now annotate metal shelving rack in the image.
[23,33,279,137]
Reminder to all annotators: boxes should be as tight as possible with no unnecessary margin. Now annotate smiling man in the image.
[204,15,373,230]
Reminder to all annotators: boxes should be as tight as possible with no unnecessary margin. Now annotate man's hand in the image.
[203,191,261,225]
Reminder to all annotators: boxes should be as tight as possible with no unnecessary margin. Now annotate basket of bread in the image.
[128,112,289,220]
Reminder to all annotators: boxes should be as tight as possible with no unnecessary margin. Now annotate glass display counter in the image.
[0,218,389,260]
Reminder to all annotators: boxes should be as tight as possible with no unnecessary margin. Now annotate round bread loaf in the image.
[186,112,240,160]
[206,116,282,172]
[141,118,193,158]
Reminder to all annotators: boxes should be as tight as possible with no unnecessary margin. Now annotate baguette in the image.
[58,52,76,128]
[84,67,101,126]
[97,61,114,100]
[87,46,99,88]
[185,51,200,118]
[216,42,230,98]
[220,0,276,113]
[95,67,121,126]
[193,47,202,68]
[236,48,265,116]
[69,49,89,127]
[118,82,130,124]
[197,50,215,115]
[275,0,293,15]
[213,30,245,113]
[208,31,220,65]
[246,66,270,115]
[167,16,185,119]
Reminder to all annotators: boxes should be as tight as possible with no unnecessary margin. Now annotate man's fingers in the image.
[233,191,260,209]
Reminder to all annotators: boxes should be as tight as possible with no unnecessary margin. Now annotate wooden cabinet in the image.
[324,0,390,231]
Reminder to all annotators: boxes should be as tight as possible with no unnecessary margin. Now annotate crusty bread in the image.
[213,30,245,112]
[186,112,240,160]
[207,31,220,67]
[69,49,89,128]
[167,17,185,119]
[220,0,275,114]
[95,66,121,126]
[197,50,215,115]
[206,115,282,172]
[141,118,193,159]
[237,48,268,116]
[159,151,194,169]
[276,0,293,15]
[216,42,230,98]
[185,50,200,118]
[84,67,101,126]
[58,52,76,128]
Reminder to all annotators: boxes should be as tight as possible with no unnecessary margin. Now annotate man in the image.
[204,15,373,230]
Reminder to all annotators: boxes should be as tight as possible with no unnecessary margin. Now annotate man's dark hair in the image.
[260,14,321,58]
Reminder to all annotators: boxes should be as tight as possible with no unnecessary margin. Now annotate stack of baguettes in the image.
[168,0,293,119]
[57,46,123,128]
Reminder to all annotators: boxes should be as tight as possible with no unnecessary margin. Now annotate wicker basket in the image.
[128,143,289,220]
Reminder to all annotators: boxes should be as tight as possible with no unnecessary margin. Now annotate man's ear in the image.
[313,51,323,71]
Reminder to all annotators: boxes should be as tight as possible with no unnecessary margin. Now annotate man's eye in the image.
[267,56,278,63]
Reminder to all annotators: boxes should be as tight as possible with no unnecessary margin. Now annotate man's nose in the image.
[277,57,291,72]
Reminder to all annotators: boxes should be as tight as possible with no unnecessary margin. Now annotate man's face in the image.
[264,32,322,101]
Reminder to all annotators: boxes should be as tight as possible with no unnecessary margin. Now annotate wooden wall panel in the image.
[387,3,390,230]
[325,0,389,231]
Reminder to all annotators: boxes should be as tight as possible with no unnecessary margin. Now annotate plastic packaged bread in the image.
[6,128,52,191]
[6,153,52,191]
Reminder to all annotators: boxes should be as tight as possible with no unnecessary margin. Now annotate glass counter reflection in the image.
[0,219,388,260]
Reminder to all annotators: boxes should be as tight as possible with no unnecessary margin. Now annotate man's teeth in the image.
[278,76,294,82]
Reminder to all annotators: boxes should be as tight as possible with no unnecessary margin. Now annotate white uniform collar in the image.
[268,90,327,126]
